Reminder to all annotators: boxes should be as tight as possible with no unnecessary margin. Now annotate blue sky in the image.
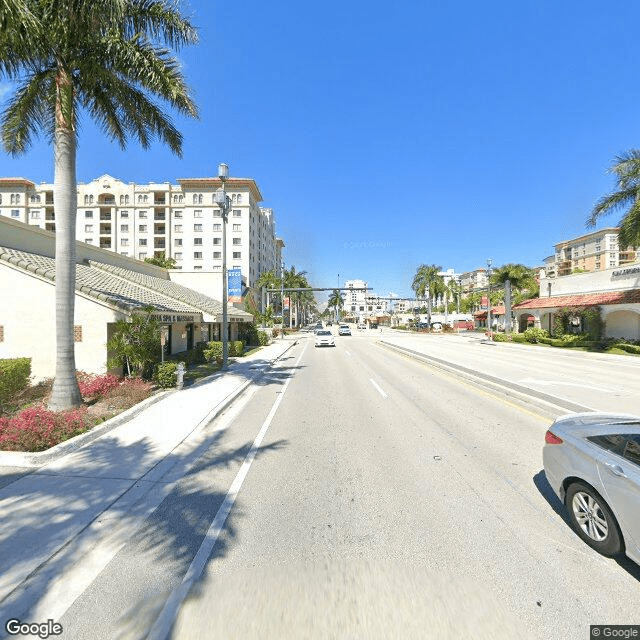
[1,1,640,299]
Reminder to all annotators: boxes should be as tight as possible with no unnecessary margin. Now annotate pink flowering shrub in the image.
[76,372,122,399]
[0,405,89,452]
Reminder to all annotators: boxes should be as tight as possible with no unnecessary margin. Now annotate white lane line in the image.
[147,342,307,640]
[345,350,351,356]
[369,378,388,398]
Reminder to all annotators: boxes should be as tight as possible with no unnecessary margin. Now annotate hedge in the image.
[154,362,180,388]
[0,358,31,412]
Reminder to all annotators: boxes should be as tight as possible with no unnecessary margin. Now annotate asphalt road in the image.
[7,331,640,639]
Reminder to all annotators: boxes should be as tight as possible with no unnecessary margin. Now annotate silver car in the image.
[543,412,640,564]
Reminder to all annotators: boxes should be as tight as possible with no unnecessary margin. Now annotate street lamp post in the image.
[280,257,285,340]
[215,163,231,367]
[486,259,493,337]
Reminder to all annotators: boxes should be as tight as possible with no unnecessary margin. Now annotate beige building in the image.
[0,174,285,305]
[549,228,637,277]
[0,217,253,381]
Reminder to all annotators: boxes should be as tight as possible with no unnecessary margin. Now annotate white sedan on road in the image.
[314,330,335,347]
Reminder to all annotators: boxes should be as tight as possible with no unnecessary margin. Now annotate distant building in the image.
[550,228,637,277]
[0,174,285,307]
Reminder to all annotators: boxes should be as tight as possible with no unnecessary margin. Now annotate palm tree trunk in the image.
[48,118,82,411]
[504,280,512,333]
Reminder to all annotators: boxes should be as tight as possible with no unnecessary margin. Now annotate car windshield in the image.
[317,330,331,336]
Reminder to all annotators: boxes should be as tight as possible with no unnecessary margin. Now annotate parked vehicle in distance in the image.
[543,412,640,565]
[356,323,366,330]
[314,330,335,347]
[431,322,443,332]
[338,325,351,336]
[313,323,323,334]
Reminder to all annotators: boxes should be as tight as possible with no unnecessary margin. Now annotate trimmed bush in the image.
[0,405,89,452]
[510,333,526,343]
[0,358,31,413]
[492,333,509,342]
[523,327,549,343]
[154,362,179,388]
[76,372,121,399]
[229,340,244,356]
[204,341,223,362]
[615,343,640,355]
[257,330,269,346]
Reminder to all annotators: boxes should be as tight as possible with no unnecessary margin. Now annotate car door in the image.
[595,434,640,555]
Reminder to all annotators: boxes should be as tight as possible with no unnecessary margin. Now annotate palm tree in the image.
[284,266,309,328]
[327,289,345,323]
[490,264,536,333]
[411,264,443,328]
[587,150,640,248]
[0,0,198,410]
[256,269,279,313]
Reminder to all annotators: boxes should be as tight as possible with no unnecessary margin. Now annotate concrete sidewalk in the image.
[0,337,297,615]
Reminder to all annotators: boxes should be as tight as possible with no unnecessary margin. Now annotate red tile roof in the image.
[514,290,640,310]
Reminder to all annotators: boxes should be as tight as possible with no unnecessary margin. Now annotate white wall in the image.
[541,266,640,296]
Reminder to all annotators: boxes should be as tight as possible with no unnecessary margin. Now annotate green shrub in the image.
[154,362,179,388]
[257,330,269,346]
[204,341,223,362]
[523,327,549,343]
[272,328,280,338]
[0,358,31,414]
[510,333,526,343]
[492,333,509,342]
[615,343,640,354]
[229,340,244,356]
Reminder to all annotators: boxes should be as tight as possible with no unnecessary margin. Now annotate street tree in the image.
[145,253,177,269]
[327,289,345,323]
[490,264,536,332]
[587,150,640,248]
[411,264,444,327]
[0,0,198,410]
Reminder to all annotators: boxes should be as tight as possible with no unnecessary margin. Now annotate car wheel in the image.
[565,482,623,557]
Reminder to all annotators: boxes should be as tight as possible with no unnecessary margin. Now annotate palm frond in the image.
[617,200,640,249]
[124,0,198,50]
[586,186,638,228]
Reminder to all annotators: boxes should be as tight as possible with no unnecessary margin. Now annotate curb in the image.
[0,340,298,469]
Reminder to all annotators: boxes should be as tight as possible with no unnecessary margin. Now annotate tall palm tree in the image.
[256,269,279,312]
[0,0,198,410]
[490,264,536,333]
[327,289,345,323]
[587,150,640,248]
[284,266,308,328]
[411,264,443,328]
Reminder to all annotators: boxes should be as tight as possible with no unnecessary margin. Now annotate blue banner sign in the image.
[228,268,242,302]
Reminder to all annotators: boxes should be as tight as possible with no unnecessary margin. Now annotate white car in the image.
[314,330,335,347]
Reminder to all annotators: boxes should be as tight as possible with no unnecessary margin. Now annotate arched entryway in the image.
[605,310,640,340]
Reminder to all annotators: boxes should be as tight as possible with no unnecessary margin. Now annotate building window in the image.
[194,265,203,270]
[85,224,93,232]
[174,238,182,246]
[233,209,241,217]
[139,210,147,218]
[139,252,147,259]
[30,210,40,219]
[212,265,221,271]
[74,326,83,342]
[213,237,221,245]
[194,224,203,232]
[174,224,182,232]
[233,252,241,259]
[139,224,147,232]
[194,237,203,245]
[213,251,221,259]
[194,251,202,259]
[121,210,129,218]
[11,209,20,218]
[174,252,182,260]
[213,223,221,231]
[139,238,147,246]
[174,210,182,218]
[213,210,221,217]
[85,210,93,218]
[233,224,241,231]
[120,224,129,232]
[194,209,203,218]
[121,238,129,246]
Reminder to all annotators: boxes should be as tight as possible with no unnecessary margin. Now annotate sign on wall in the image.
[228,268,243,303]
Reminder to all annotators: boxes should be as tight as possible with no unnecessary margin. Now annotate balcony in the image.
[99,238,112,249]
[154,209,166,220]
[154,224,166,235]
[99,224,112,235]
[154,239,166,249]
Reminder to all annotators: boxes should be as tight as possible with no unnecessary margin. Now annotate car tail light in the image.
[545,430,563,445]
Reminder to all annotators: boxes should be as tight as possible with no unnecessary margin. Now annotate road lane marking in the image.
[344,350,351,356]
[369,378,388,398]
[148,342,307,640]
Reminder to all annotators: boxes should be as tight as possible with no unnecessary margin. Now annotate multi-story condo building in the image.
[0,174,285,299]
[551,228,637,277]
[460,268,489,293]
